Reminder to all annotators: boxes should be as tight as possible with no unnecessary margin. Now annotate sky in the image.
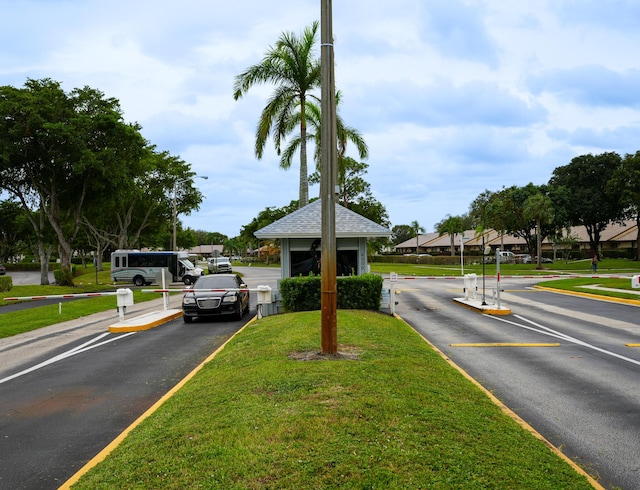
[2,0,640,239]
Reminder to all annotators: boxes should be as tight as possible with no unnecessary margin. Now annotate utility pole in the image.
[320,0,338,354]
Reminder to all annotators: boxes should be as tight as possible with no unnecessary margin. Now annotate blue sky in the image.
[2,0,640,238]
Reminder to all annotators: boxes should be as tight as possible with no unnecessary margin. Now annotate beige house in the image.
[394,221,639,258]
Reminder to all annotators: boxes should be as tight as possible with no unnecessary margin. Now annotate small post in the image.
[496,249,501,309]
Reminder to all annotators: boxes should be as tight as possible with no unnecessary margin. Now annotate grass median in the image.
[69,310,595,489]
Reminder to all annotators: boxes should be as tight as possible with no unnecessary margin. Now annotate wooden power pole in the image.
[320,0,338,354]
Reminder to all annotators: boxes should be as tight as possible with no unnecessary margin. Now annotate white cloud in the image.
[2,0,639,236]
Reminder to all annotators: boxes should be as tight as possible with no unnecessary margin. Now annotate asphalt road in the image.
[0,266,281,490]
[393,275,640,490]
[3,268,638,489]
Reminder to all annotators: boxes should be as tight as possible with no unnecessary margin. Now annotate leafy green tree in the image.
[523,193,555,268]
[391,225,414,246]
[0,79,148,285]
[240,200,302,248]
[234,22,321,208]
[0,199,34,261]
[549,152,625,255]
[436,215,465,256]
[470,184,559,254]
[553,229,580,262]
[609,151,640,260]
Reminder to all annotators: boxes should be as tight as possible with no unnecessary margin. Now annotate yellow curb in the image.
[451,343,560,347]
[393,313,604,490]
[60,315,258,489]
[452,298,511,316]
[108,310,183,333]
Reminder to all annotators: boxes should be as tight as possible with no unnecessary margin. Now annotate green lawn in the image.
[68,310,596,489]
[369,257,640,277]
[0,267,156,337]
[3,259,640,337]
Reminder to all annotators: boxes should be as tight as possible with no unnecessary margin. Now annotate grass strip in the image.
[536,277,640,301]
[0,291,158,338]
[72,310,594,489]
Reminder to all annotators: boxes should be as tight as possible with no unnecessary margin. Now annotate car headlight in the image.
[183,297,196,305]
[222,294,237,303]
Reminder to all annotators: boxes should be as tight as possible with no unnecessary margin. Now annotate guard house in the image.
[254,199,392,280]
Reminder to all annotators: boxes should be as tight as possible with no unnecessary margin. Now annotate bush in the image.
[373,254,477,266]
[0,276,12,292]
[54,266,76,286]
[280,274,384,312]
[1,262,51,272]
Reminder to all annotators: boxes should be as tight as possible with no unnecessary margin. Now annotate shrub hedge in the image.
[280,274,384,312]
[0,276,12,292]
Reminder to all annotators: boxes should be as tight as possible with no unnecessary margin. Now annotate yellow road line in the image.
[626,343,640,347]
[451,343,561,347]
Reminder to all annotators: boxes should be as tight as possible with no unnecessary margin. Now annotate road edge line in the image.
[59,315,258,489]
[393,312,605,490]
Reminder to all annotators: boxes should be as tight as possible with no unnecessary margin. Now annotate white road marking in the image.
[487,314,640,368]
[0,332,136,385]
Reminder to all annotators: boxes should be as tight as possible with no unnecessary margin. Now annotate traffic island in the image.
[109,309,183,333]
[453,297,511,315]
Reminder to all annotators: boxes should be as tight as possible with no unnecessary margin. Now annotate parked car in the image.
[182,274,249,322]
[497,251,515,263]
[0,263,5,275]
[524,255,553,264]
[208,256,232,274]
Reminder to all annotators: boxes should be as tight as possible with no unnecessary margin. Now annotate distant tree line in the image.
[393,151,640,265]
[0,78,205,285]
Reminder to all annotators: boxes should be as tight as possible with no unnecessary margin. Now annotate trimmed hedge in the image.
[280,274,384,312]
[0,276,12,292]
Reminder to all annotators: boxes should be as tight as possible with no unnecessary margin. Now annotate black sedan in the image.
[182,274,249,323]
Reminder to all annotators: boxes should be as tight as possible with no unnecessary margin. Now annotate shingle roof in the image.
[254,199,391,239]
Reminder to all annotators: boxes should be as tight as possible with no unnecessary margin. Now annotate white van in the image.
[111,250,204,286]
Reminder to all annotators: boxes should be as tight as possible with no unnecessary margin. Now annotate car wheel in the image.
[133,275,145,287]
[184,276,193,286]
[184,315,193,323]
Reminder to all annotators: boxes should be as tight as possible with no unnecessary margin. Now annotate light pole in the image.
[481,233,487,305]
[320,0,338,355]
[460,233,469,276]
[173,175,208,251]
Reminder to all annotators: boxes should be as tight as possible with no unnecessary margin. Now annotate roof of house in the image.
[254,199,392,239]
[393,220,639,251]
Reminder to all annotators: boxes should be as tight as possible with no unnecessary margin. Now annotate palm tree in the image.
[233,22,321,208]
[523,193,555,269]
[410,220,426,255]
[281,91,368,180]
[437,215,464,256]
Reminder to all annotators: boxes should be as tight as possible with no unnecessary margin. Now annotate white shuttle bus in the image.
[110,250,204,286]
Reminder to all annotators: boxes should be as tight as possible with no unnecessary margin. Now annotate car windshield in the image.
[194,275,238,289]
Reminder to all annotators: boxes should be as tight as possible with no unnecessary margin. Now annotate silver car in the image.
[208,256,232,274]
